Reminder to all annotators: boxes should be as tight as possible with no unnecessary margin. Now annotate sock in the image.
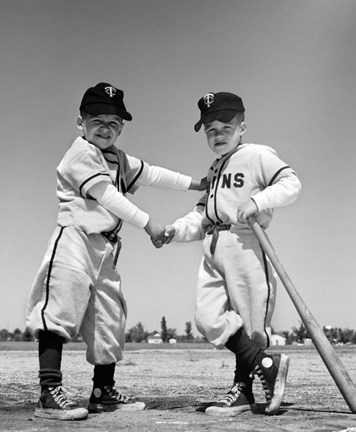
[38,330,64,389]
[92,363,116,388]
[233,356,253,390]
[225,327,263,371]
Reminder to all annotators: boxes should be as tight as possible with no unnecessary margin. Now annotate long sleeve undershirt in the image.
[251,173,301,212]
[89,182,149,229]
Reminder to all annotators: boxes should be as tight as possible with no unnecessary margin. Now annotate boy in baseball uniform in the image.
[157,92,301,415]
[26,82,207,421]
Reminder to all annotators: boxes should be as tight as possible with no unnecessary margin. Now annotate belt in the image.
[206,224,231,255]
[102,231,122,268]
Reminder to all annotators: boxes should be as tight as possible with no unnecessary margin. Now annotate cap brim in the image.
[194,109,239,132]
[194,120,203,132]
[82,103,132,121]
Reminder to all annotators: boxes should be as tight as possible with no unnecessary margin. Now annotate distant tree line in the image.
[0,327,34,342]
[125,317,198,343]
[275,322,356,345]
[3,320,356,345]
[0,318,198,343]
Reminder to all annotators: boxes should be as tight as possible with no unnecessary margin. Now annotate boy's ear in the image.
[76,116,84,131]
[240,122,247,135]
[115,122,124,138]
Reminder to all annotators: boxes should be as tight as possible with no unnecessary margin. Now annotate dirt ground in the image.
[1,345,356,432]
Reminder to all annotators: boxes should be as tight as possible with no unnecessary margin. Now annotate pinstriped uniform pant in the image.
[194,228,276,350]
[26,225,127,365]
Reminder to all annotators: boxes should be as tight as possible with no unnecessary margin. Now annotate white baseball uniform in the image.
[26,136,191,365]
[171,143,301,350]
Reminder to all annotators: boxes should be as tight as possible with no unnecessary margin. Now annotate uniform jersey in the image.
[57,136,191,234]
[172,143,301,241]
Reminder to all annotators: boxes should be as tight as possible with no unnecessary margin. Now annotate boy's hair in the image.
[194,92,245,132]
[79,82,132,120]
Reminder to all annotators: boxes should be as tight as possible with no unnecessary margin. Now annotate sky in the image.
[1,0,356,337]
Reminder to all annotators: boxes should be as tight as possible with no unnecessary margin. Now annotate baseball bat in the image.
[248,216,356,413]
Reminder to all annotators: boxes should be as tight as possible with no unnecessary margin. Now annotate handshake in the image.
[144,220,176,249]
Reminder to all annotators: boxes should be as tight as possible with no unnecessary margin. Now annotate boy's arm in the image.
[251,171,301,212]
[89,181,164,238]
[166,188,208,243]
[134,162,207,192]
[236,171,301,223]
[236,145,302,223]
[152,208,204,249]
[89,181,149,228]
[168,208,205,242]
[253,146,302,211]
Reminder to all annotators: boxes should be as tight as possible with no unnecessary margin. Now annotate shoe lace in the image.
[104,385,129,403]
[254,365,272,401]
[49,386,77,408]
[218,382,245,405]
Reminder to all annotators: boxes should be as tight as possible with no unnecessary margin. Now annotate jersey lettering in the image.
[221,173,232,188]
[234,173,245,188]
[219,173,245,189]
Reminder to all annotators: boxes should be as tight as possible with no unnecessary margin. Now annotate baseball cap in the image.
[79,82,132,121]
[194,92,245,132]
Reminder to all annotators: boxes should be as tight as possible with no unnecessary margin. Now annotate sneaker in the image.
[254,353,289,415]
[88,385,145,413]
[205,382,255,416]
[34,385,88,420]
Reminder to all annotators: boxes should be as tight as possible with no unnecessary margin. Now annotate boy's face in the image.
[204,116,246,156]
[77,113,123,150]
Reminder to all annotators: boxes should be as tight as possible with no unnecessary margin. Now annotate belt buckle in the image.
[207,224,224,235]
[103,231,118,243]
[108,232,117,243]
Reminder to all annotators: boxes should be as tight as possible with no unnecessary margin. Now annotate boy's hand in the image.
[150,225,176,248]
[162,225,176,244]
[151,237,164,248]
[144,219,165,240]
[236,199,258,223]
[189,177,209,191]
